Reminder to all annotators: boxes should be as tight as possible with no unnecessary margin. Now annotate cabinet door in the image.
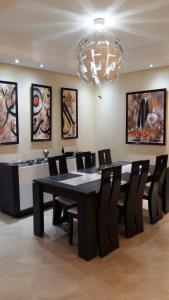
[19,163,52,210]
[0,164,20,217]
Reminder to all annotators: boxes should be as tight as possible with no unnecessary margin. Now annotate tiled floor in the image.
[1,204,169,300]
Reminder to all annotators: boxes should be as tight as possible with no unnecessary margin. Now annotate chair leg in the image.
[148,195,163,224]
[53,199,62,225]
[62,207,69,222]
[118,208,123,222]
[69,215,74,245]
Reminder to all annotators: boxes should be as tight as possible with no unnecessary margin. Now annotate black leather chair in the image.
[48,155,77,225]
[76,152,96,170]
[68,165,122,257]
[143,155,168,224]
[118,160,149,238]
[98,149,112,166]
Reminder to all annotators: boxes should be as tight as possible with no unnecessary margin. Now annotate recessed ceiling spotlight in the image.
[15,59,20,64]
[149,64,153,68]
[40,64,44,68]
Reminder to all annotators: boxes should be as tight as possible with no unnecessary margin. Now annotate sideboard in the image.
[0,157,76,217]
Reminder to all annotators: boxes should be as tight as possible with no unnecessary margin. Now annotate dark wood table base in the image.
[33,180,97,261]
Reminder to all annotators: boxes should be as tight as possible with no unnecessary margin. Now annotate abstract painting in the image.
[126,89,166,145]
[31,84,52,141]
[61,88,78,139]
[0,81,19,144]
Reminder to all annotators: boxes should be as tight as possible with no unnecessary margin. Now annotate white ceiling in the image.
[0,0,169,75]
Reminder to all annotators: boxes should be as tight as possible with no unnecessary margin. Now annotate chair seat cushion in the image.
[117,190,126,207]
[67,206,78,216]
[143,186,150,198]
[55,196,77,207]
[117,198,125,207]
[121,180,127,185]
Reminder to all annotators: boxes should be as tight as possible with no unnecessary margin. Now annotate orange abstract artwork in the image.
[126,89,166,145]
[61,88,78,139]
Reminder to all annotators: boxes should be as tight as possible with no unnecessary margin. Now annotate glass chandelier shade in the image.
[76,30,123,86]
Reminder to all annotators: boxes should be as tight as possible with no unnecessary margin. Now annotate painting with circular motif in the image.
[31,84,52,141]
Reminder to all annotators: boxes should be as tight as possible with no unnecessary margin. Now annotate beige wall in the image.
[95,67,169,164]
[0,63,169,164]
[0,63,96,162]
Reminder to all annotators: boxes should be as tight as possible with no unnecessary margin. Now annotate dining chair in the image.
[118,160,149,238]
[143,155,168,224]
[98,149,112,166]
[48,155,68,175]
[48,155,77,225]
[161,167,169,213]
[67,165,122,257]
[76,151,96,170]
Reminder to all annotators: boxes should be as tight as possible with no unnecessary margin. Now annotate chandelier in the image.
[76,18,123,86]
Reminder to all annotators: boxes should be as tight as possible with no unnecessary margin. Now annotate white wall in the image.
[1,63,169,164]
[0,63,96,162]
[95,67,169,164]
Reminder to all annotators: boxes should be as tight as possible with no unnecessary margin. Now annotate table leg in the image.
[78,193,97,261]
[33,182,44,236]
[53,198,63,225]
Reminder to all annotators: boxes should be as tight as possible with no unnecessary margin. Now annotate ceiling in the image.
[0,0,169,76]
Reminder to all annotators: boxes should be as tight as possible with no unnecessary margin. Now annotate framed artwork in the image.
[126,88,166,145]
[31,84,52,141]
[0,81,19,145]
[61,87,78,139]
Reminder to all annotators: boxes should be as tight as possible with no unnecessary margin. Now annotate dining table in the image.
[33,162,134,261]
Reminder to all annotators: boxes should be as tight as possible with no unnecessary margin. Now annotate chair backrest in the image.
[98,149,112,166]
[149,155,168,195]
[148,155,168,223]
[76,152,96,170]
[48,155,68,176]
[124,160,149,238]
[98,165,122,257]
